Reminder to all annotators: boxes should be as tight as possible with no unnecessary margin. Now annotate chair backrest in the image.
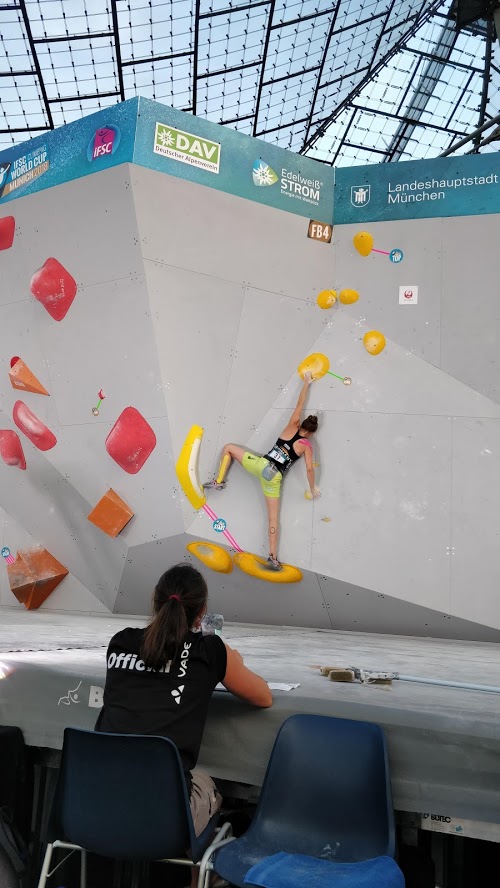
[49,728,195,860]
[247,714,396,863]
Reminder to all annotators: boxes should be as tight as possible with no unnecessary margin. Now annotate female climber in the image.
[96,563,271,887]
[204,372,320,570]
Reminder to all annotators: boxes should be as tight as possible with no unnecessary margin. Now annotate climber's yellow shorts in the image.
[242,452,282,499]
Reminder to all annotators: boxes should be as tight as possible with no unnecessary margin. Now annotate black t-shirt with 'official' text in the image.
[95,628,227,785]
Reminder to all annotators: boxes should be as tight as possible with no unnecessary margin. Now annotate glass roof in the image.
[0,0,498,165]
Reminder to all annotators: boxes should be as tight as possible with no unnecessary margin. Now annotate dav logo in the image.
[351,185,371,207]
[154,123,220,174]
[87,125,121,162]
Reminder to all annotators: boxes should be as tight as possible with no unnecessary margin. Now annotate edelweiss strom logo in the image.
[252,160,278,187]
[171,684,185,705]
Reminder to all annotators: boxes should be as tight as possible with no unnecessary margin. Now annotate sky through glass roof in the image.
[0,0,498,164]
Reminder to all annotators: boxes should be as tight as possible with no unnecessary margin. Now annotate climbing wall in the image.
[127,162,500,638]
[1,115,500,640]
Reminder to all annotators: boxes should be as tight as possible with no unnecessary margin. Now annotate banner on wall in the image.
[0,99,137,205]
[133,97,335,224]
[335,153,500,223]
[0,143,50,200]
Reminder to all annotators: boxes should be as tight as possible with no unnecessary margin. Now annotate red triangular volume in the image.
[0,216,15,251]
[0,430,26,470]
[30,258,77,321]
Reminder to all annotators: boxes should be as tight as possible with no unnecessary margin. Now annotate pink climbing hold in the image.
[105,407,157,474]
[12,401,57,451]
[0,216,15,251]
[0,430,26,469]
[30,257,77,321]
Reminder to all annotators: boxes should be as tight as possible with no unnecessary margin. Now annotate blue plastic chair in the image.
[37,728,233,888]
[211,713,402,888]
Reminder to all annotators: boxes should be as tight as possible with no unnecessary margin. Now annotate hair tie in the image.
[169,594,180,602]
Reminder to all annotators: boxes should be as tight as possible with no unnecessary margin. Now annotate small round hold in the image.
[92,407,99,416]
[343,376,352,385]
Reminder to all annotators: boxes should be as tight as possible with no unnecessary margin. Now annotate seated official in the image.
[95,562,272,838]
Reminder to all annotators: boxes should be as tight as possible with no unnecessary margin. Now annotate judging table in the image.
[1,620,500,824]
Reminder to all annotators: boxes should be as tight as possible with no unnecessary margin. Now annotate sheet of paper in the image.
[215,682,300,692]
[268,682,300,691]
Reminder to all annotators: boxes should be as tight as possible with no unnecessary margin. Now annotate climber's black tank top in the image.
[265,429,304,474]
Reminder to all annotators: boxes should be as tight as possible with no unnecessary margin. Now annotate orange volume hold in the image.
[9,357,49,395]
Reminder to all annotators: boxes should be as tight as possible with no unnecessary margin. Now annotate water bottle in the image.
[201,613,224,636]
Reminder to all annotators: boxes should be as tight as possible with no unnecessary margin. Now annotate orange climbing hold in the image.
[87,488,134,537]
[9,357,49,395]
[7,547,69,609]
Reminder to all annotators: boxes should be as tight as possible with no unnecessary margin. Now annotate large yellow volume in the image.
[187,542,233,573]
[175,425,207,510]
[233,552,303,584]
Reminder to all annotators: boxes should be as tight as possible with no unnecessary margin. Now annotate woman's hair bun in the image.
[301,415,318,432]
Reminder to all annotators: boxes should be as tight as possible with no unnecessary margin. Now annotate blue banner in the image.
[2,94,497,228]
[335,153,500,223]
[0,99,138,205]
[133,98,335,224]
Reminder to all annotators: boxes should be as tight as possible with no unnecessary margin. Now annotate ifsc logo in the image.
[351,185,371,207]
[87,125,121,162]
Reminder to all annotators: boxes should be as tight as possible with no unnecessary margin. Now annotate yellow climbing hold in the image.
[353,231,374,257]
[233,552,303,584]
[187,541,233,574]
[175,425,206,511]
[338,288,359,305]
[298,353,330,380]
[363,330,386,355]
[316,289,337,309]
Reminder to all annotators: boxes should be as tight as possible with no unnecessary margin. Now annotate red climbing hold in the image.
[0,430,26,469]
[30,257,77,321]
[105,407,157,474]
[12,401,57,451]
[0,216,15,251]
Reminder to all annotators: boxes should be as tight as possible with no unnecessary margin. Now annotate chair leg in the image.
[79,848,87,888]
[196,824,235,888]
[37,844,53,888]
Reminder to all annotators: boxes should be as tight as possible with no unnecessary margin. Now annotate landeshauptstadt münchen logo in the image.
[386,172,498,204]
